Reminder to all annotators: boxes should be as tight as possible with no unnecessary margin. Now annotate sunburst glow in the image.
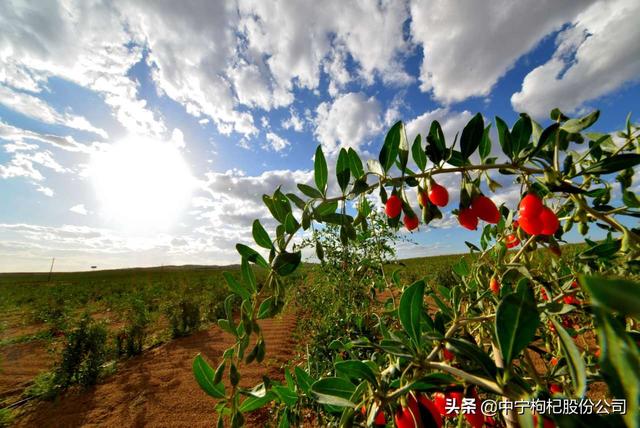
[90,137,195,230]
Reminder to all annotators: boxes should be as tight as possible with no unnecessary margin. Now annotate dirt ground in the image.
[0,340,52,405]
[12,313,299,428]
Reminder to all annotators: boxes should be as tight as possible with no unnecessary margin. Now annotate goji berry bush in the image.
[193,108,640,428]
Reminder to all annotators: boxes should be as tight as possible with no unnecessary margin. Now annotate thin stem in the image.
[322,163,542,204]
[571,194,640,244]
[611,129,639,157]
[424,362,504,396]
[510,235,536,264]
[427,319,461,361]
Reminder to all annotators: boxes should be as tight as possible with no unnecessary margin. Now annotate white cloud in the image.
[410,0,589,103]
[0,121,97,153]
[70,204,88,215]
[121,1,258,137]
[511,0,640,118]
[324,46,352,97]
[229,61,293,110]
[282,109,305,132]
[170,168,316,263]
[0,86,108,138]
[0,0,166,137]
[239,0,411,95]
[35,185,54,197]
[170,128,186,149]
[264,132,290,152]
[404,108,473,151]
[314,92,383,155]
[0,0,413,143]
[0,149,67,182]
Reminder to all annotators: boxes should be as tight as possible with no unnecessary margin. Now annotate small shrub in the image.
[432,264,458,289]
[166,299,201,338]
[54,314,108,388]
[205,293,240,322]
[25,371,58,400]
[0,408,14,428]
[116,297,150,357]
[31,291,68,334]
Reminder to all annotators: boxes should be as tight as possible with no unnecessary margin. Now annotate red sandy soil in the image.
[0,340,52,405]
[14,313,299,428]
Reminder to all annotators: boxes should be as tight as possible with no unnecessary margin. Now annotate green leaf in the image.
[446,338,497,378]
[561,110,600,133]
[452,259,470,277]
[224,272,251,300]
[347,148,364,179]
[530,123,559,158]
[295,367,315,395]
[429,121,446,151]
[580,275,640,318]
[411,134,427,171]
[273,251,301,276]
[297,183,323,199]
[579,240,621,258]
[446,150,466,167]
[511,113,532,156]
[286,193,306,210]
[315,241,324,262]
[594,310,640,427]
[193,354,225,399]
[314,146,328,195]
[550,108,569,122]
[399,280,426,348]
[239,391,276,413]
[351,178,369,195]
[236,244,269,269]
[495,116,512,158]
[550,318,586,398]
[314,200,338,217]
[320,212,353,225]
[334,360,378,386]
[311,377,356,407]
[218,319,236,335]
[479,125,492,160]
[273,385,298,407]
[623,190,640,208]
[283,212,299,234]
[579,154,640,176]
[336,148,351,193]
[262,189,292,223]
[257,297,274,319]
[252,220,272,250]
[379,121,402,172]
[460,113,484,159]
[241,259,256,293]
[495,288,540,365]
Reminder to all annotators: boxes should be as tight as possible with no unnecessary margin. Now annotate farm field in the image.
[0,245,603,427]
[0,253,458,426]
[0,265,240,424]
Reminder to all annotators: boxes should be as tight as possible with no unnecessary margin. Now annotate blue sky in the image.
[0,0,639,271]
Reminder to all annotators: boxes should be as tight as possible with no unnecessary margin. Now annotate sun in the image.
[90,137,195,230]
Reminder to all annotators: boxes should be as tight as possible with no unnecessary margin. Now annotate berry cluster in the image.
[517,194,559,236]
[362,387,503,428]
[385,181,450,231]
[458,195,501,231]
